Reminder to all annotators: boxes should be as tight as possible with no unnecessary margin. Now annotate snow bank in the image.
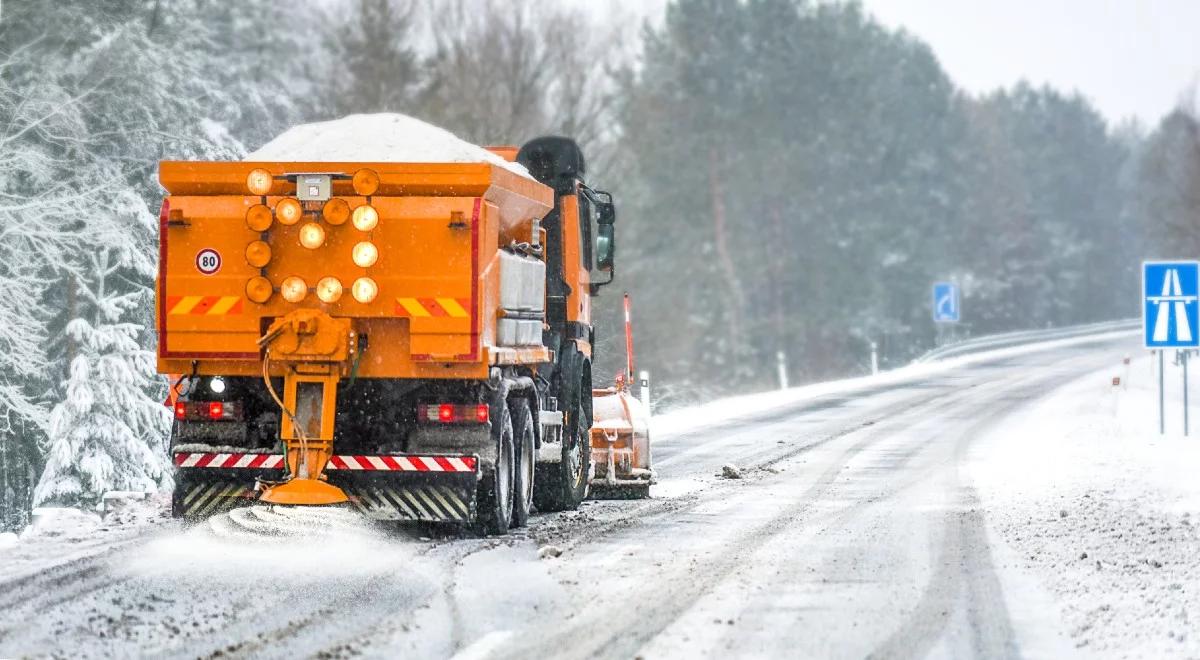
[0,495,170,584]
[28,507,102,538]
[245,113,532,178]
[652,329,1137,438]
[970,354,1200,657]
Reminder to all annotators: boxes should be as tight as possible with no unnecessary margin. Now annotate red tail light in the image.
[419,403,489,424]
[173,401,242,421]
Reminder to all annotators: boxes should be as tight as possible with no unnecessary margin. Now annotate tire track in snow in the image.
[495,387,979,659]
[502,350,1119,659]
[863,367,1092,659]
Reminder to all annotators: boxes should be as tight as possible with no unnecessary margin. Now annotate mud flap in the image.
[175,473,268,519]
[332,472,477,523]
[171,451,479,523]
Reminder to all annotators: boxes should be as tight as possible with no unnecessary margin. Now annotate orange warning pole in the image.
[624,293,635,382]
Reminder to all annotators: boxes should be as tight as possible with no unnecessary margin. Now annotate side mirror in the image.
[596,221,615,272]
[597,199,616,226]
[588,191,616,294]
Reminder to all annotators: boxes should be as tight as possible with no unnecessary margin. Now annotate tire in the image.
[476,400,514,535]
[532,375,591,512]
[509,399,535,528]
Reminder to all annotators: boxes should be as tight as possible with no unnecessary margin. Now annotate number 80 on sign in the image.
[195,248,222,275]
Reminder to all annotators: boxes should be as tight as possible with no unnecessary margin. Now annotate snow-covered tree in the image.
[34,248,172,508]
[0,40,96,528]
[1,1,262,511]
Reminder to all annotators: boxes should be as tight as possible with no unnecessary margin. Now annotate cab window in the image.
[578,193,594,270]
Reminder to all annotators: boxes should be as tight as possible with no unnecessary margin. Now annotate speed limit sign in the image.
[195,248,222,275]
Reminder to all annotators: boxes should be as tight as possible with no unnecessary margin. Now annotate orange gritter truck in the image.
[157,136,619,534]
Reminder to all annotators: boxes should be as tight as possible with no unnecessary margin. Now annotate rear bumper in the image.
[172,451,479,523]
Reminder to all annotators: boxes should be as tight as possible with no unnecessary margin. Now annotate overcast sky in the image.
[861,0,1200,126]
[595,0,1200,127]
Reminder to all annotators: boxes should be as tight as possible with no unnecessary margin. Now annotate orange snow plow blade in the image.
[589,385,652,498]
[589,293,652,498]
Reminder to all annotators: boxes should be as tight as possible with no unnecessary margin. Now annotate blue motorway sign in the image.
[932,282,960,323]
[1144,261,1200,349]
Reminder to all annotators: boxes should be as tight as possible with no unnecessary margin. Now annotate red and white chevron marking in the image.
[174,452,284,469]
[327,455,476,472]
[172,452,477,472]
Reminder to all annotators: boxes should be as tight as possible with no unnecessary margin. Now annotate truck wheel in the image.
[510,399,535,528]
[532,385,591,512]
[477,401,514,535]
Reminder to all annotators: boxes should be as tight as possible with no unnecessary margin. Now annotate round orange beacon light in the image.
[247,168,273,195]
[244,240,272,268]
[352,168,380,196]
[245,276,273,304]
[245,204,273,232]
[275,198,303,226]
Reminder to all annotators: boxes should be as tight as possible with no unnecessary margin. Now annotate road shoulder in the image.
[969,354,1200,658]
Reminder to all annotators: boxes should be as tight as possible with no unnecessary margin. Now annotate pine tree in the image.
[618,0,968,395]
[318,0,421,118]
[0,32,93,529]
[1136,103,1200,259]
[1,0,259,514]
[34,247,170,507]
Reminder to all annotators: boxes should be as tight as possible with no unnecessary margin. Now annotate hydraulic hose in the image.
[260,349,309,483]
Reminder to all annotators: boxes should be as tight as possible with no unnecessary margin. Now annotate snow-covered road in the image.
[4,332,1195,659]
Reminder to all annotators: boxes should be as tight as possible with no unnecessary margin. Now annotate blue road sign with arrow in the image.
[932,282,959,323]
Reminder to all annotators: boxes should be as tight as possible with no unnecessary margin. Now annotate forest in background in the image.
[1,0,1198,529]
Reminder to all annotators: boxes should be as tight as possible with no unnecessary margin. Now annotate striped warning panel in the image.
[173,453,477,472]
[343,484,473,522]
[178,480,256,518]
[167,296,244,315]
[394,297,470,318]
[327,455,476,472]
[174,452,284,469]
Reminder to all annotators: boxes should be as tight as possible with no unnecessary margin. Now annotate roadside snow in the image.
[0,495,170,582]
[652,329,1138,438]
[970,353,1200,657]
[245,113,532,178]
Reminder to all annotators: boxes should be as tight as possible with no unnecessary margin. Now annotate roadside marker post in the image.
[1142,261,1200,434]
